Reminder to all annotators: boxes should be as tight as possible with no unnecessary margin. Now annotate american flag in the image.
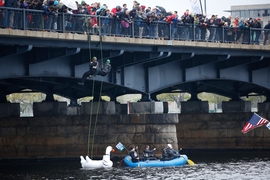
[242,113,269,134]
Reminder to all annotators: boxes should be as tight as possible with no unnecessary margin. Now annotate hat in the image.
[53,1,58,5]
[92,57,97,61]
[106,59,110,63]
[167,144,172,148]
[257,18,261,21]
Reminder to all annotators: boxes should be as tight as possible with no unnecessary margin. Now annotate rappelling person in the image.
[97,59,111,76]
[78,56,99,85]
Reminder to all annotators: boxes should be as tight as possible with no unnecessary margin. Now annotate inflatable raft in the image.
[124,155,188,167]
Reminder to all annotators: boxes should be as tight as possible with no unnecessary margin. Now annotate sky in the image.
[84,0,270,18]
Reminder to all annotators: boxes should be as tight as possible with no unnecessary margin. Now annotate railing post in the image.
[169,23,171,40]
[23,9,26,30]
[222,26,225,43]
[62,12,65,33]
[132,21,134,38]
[249,28,252,44]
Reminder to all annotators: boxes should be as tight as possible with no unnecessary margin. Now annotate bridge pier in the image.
[0,103,20,117]
[181,101,209,113]
[129,101,165,114]
[33,102,68,116]
[222,101,251,112]
[80,101,116,115]
[257,102,270,113]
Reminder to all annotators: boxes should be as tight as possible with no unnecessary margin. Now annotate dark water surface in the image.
[0,151,269,180]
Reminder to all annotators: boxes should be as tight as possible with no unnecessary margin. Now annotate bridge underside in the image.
[1,32,270,103]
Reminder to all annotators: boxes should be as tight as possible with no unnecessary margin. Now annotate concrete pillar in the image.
[129,102,164,114]
[222,101,251,112]
[67,106,80,115]
[163,102,169,113]
[181,101,209,113]
[0,103,20,117]
[80,101,115,115]
[115,103,127,114]
[257,102,270,113]
[33,102,67,116]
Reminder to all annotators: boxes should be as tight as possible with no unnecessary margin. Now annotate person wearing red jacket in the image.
[111,5,122,35]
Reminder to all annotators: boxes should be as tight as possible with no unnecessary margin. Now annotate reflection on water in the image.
[0,152,269,180]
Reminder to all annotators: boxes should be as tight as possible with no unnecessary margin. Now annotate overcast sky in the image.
[84,0,269,17]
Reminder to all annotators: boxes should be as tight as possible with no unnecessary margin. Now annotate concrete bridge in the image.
[1,28,270,116]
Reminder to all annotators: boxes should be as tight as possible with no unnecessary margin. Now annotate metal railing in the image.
[0,7,269,45]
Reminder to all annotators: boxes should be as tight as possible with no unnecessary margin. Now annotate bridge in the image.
[1,13,270,159]
[1,28,270,105]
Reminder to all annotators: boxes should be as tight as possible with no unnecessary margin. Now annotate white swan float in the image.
[80,146,115,169]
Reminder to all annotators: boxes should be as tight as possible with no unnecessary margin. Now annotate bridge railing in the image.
[0,7,269,45]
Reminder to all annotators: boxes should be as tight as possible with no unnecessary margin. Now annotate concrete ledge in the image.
[257,102,270,113]
[33,102,67,116]
[1,29,270,51]
[222,101,251,112]
[129,102,164,114]
[80,101,115,115]
[181,101,209,113]
[0,103,20,117]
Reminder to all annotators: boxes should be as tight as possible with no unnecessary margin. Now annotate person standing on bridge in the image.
[78,57,99,85]
[263,20,270,45]
[97,59,111,76]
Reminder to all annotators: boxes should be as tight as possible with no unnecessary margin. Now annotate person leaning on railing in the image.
[263,20,270,45]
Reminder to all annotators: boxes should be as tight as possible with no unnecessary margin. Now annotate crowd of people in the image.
[1,0,270,45]
[128,144,180,162]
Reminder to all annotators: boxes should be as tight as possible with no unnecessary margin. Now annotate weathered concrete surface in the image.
[257,102,270,113]
[0,114,178,159]
[0,103,20,117]
[33,102,68,116]
[129,102,165,114]
[80,101,116,115]
[177,112,270,149]
[1,112,270,160]
[1,28,270,51]
[181,101,209,113]
[222,101,251,112]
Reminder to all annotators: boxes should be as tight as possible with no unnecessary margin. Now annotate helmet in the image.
[116,5,120,10]
[92,57,97,61]
[106,59,110,63]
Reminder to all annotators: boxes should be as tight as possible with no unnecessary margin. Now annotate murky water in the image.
[0,152,269,180]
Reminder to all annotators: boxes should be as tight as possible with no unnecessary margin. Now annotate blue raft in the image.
[123,155,188,167]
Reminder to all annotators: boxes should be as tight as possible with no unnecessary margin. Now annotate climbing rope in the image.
[86,25,95,157]
[86,15,105,158]
[90,20,105,158]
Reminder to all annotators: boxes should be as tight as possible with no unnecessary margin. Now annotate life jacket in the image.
[162,148,168,157]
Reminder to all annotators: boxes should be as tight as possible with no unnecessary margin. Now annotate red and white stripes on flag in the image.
[242,113,269,134]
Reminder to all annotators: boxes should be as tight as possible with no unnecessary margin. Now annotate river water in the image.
[0,151,269,180]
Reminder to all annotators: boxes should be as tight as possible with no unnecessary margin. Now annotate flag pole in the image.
[204,0,207,16]
[199,0,204,15]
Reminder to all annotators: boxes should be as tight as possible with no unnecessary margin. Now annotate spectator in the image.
[263,20,270,45]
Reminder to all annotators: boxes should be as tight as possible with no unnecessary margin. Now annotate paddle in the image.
[179,148,195,165]
[187,159,195,165]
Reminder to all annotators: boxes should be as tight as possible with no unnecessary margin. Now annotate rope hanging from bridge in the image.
[86,21,105,158]
[90,24,105,158]
[86,27,95,157]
